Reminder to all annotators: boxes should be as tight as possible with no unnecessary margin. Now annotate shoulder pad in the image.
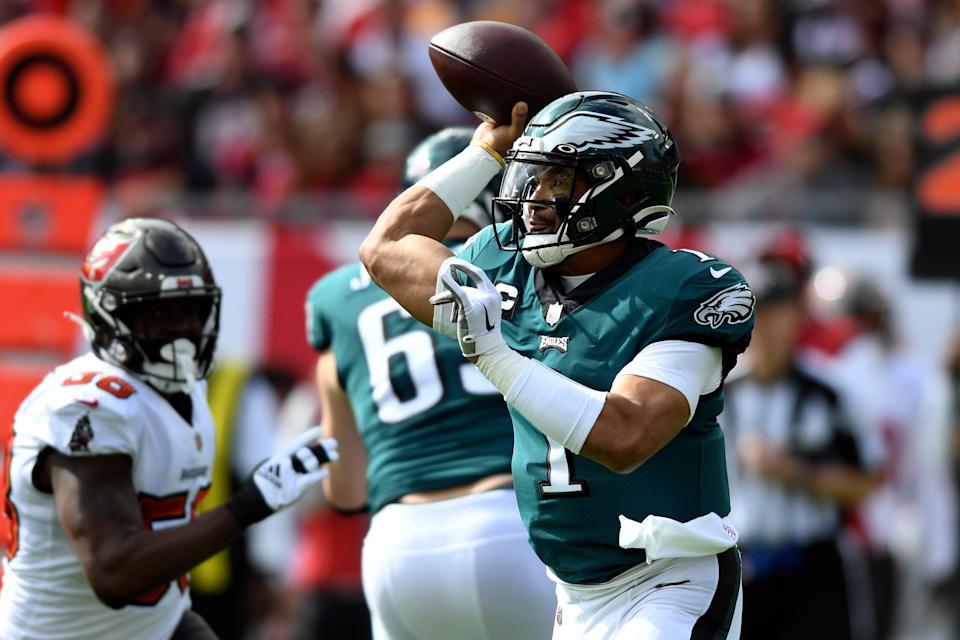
[17,357,144,457]
[656,255,755,357]
[306,266,361,351]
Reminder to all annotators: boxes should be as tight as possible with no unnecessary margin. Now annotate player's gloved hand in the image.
[432,256,461,340]
[225,427,338,526]
[430,257,504,358]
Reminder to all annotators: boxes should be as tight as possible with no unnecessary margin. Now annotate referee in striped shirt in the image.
[720,260,882,640]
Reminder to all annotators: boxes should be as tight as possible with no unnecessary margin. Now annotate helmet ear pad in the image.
[81,292,152,380]
[563,160,677,246]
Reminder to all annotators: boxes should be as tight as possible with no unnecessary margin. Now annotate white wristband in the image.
[416,144,503,221]
[477,344,606,454]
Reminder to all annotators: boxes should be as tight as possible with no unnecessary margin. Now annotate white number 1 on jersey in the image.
[539,436,588,497]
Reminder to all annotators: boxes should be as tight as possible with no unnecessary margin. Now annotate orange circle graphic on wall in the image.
[0,16,115,165]
[922,97,960,146]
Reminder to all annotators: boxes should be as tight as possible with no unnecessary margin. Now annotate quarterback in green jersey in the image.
[308,129,555,640]
[360,92,754,639]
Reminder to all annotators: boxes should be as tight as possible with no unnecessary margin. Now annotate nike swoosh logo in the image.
[710,266,732,278]
[654,579,691,589]
[75,398,98,408]
[484,307,495,332]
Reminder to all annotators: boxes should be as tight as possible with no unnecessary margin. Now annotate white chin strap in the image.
[141,338,200,394]
[521,228,624,268]
[520,204,675,269]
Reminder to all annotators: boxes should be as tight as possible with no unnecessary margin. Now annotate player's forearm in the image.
[317,351,369,511]
[360,142,503,302]
[319,424,367,509]
[476,346,688,474]
[84,506,242,608]
[91,429,336,604]
[579,392,686,474]
[323,466,368,512]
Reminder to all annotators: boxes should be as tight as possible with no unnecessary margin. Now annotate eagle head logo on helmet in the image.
[493,91,680,269]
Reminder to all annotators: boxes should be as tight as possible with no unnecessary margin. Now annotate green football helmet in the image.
[403,127,504,228]
[494,91,680,268]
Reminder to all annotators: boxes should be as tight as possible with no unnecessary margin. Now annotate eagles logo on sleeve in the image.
[694,283,756,330]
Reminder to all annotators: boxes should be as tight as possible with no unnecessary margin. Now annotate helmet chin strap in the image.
[78,315,197,394]
[521,228,624,268]
[520,204,675,268]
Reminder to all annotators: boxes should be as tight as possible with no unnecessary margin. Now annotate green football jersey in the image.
[306,259,514,513]
[457,224,755,585]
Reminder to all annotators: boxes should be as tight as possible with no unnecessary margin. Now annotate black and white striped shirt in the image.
[720,362,873,546]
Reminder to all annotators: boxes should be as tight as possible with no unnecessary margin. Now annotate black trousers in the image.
[741,540,851,640]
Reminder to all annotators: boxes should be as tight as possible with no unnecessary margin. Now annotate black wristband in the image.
[224,480,273,527]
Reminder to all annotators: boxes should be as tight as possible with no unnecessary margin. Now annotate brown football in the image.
[429,21,577,125]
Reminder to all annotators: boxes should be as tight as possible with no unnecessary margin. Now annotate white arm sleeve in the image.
[615,340,723,423]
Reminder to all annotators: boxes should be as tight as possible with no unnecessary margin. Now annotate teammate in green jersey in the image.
[360,92,754,639]
[308,128,555,640]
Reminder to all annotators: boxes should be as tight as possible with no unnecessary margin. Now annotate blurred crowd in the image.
[2,0,958,219]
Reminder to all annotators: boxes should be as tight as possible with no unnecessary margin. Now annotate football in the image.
[429,21,577,126]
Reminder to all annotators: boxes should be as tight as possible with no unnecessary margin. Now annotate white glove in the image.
[431,256,461,339]
[429,257,505,358]
[226,427,338,526]
[252,426,338,510]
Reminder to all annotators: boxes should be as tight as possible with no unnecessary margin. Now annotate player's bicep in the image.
[376,234,453,327]
[596,342,723,470]
[360,187,456,327]
[614,341,723,423]
[49,453,142,574]
[316,352,367,511]
[585,376,690,472]
[608,375,690,436]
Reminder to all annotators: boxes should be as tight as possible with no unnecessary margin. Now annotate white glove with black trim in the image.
[226,427,338,526]
[432,256,461,339]
[429,257,505,358]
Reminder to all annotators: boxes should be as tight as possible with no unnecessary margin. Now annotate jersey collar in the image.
[533,238,664,324]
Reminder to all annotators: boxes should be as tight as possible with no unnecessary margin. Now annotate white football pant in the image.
[551,547,742,640]
[362,489,556,640]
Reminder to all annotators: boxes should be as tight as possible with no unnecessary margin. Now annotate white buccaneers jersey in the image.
[0,353,216,640]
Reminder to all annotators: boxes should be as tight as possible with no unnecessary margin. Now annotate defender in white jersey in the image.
[0,218,337,640]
